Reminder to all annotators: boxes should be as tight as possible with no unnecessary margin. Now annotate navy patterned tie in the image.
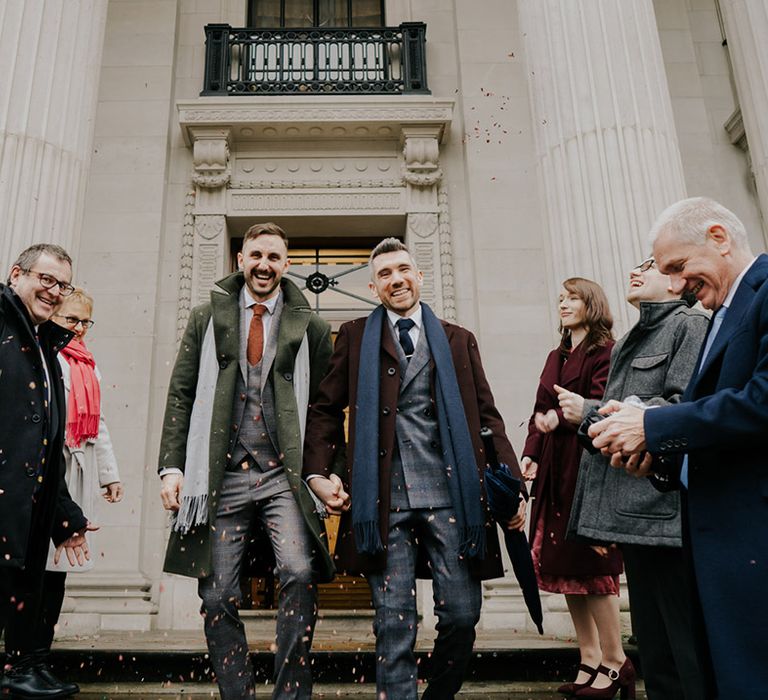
[396,317,416,357]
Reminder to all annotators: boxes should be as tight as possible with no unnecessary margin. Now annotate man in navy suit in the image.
[588,197,768,697]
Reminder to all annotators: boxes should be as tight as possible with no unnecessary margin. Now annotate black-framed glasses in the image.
[635,258,655,273]
[54,314,94,330]
[21,269,75,296]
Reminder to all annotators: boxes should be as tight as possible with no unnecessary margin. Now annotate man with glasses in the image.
[0,244,93,698]
[555,255,713,698]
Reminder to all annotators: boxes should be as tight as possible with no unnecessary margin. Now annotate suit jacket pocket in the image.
[613,473,678,520]
[628,353,668,399]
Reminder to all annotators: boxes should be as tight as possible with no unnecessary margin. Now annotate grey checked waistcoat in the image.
[229,297,283,472]
[389,325,452,511]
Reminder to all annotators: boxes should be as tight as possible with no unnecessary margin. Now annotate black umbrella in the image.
[481,427,544,635]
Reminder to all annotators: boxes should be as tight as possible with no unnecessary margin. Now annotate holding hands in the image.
[308,473,351,515]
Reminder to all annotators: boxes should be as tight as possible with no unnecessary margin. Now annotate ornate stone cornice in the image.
[177,97,453,146]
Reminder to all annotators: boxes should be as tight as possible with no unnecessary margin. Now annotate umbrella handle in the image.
[480,426,500,471]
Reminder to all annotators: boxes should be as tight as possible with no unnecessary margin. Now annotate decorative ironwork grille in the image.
[202,22,429,95]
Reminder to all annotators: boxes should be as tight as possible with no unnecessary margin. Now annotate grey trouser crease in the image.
[198,469,317,700]
[367,507,482,700]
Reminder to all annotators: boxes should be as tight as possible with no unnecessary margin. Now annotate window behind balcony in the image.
[248,0,385,28]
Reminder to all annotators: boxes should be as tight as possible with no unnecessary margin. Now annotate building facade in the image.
[1,0,766,637]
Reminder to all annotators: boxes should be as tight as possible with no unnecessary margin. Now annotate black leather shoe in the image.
[32,664,78,697]
[0,666,73,698]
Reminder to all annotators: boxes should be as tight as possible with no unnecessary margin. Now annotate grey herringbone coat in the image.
[568,300,709,547]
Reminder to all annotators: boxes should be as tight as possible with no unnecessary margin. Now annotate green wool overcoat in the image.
[158,273,335,582]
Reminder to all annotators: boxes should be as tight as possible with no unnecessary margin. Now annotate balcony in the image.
[201,22,429,96]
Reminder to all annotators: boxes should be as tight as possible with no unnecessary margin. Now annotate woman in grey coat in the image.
[558,259,714,700]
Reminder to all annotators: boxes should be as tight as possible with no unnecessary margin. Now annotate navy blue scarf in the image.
[351,304,487,560]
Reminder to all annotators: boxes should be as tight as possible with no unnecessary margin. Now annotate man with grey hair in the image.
[1,244,92,698]
[303,237,525,700]
[589,197,768,696]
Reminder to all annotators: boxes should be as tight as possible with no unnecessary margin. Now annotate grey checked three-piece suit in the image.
[367,323,483,700]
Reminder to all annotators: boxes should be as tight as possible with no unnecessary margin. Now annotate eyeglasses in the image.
[21,269,75,296]
[635,258,655,273]
[54,315,95,330]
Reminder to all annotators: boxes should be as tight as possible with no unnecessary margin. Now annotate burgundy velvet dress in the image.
[524,340,622,595]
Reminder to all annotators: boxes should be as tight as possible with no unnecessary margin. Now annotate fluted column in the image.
[518,0,687,332]
[0,0,107,271]
[719,0,768,237]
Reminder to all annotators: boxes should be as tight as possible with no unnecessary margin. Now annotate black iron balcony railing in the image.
[201,22,429,96]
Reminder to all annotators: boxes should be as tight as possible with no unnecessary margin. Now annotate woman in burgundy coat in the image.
[522,278,626,697]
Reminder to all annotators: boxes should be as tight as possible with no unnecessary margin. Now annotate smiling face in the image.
[626,260,676,308]
[9,252,72,325]
[653,226,736,310]
[237,234,290,302]
[558,287,586,331]
[369,249,423,316]
[54,297,93,342]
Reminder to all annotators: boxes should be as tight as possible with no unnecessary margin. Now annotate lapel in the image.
[210,275,241,375]
[260,294,285,391]
[691,255,768,393]
[400,327,430,392]
[273,280,311,379]
[559,341,586,389]
[381,313,399,365]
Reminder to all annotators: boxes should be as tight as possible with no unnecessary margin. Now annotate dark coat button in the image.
[25,466,35,477]
[423,407,433,417]
[387,367,396,376]
[284,372,292,381]
[379,449,387,457]
[240,393,246,401]
[382,407,391,416]
[219,359,228,369]
[430,440,439,449]
[31,413,41,424]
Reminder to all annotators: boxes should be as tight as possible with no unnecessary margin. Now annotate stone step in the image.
[49,647,641,685]
[74,680,647,698]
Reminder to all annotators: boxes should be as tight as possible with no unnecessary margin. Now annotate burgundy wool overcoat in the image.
[303,313,520,580]
[523,340,622,578]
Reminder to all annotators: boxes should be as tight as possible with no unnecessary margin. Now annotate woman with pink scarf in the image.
[36,289,123,693]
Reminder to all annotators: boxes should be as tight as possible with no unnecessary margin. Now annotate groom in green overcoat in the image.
[158,223,334,700]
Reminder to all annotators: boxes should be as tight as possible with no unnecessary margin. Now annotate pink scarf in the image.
[60,338,101,449]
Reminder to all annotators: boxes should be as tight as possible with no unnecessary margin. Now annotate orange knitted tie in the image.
[247,304,267,366]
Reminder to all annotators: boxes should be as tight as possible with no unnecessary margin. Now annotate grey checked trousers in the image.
[198,469,317,700]
[367,507,482,700]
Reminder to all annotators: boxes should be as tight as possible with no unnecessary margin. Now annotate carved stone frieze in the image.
[229,178,405,189]
[230,191,402,212]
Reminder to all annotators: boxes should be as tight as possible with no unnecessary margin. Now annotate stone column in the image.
[0,0,108,271]
[517,0,687,333]
[719,0,768,237]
